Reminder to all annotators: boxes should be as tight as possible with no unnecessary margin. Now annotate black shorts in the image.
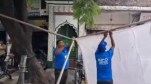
[97,80,113,84]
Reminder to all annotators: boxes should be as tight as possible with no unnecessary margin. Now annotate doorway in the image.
[56,24,78,59]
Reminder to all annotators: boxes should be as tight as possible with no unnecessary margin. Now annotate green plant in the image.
[73,0,100,28]
[27,0,34,7]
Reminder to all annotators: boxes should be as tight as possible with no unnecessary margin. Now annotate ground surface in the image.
[0,69,85,84]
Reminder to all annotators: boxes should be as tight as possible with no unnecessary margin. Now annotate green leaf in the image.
[73,0,101,28]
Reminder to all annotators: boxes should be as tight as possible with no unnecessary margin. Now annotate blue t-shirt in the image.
[54,47,70,69]
[95,48,114,81]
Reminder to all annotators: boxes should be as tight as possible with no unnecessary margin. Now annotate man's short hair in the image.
[56,40,62,45]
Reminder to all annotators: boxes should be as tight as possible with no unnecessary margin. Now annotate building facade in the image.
[1,0,151,68]
[46,1,86,67]
[45,0,143,67]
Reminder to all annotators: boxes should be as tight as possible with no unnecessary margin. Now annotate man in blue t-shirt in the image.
[95,32,115,84]
[54,40,70,84]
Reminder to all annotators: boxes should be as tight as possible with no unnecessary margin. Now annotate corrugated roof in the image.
[87,24,125,30]
[46,0,151,7]
[96,0,151,7]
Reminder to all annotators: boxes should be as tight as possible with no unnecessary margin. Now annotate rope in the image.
[1,13,151,39]
[0,13,72,40]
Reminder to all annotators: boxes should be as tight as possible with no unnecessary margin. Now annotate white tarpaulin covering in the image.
[76,22,151,84]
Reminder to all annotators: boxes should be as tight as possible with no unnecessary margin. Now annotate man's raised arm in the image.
[109,31,115,48]
[101,32,108,42]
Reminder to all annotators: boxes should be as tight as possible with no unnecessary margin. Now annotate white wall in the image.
[140,13,151,21]
[54,15,78,30]
[94,11,134,25]
[54,14,86,36]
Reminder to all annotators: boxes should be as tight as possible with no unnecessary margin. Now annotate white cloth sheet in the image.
[76,22,151,84]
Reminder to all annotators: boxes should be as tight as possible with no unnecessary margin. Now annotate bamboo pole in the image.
[0,13,72,40]
[1,13,151,39]
[56,40,75,84]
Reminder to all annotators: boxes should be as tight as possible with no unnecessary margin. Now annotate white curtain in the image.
[76,22,151,84]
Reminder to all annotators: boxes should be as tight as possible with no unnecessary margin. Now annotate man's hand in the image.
[55,47,64,55]
[101,32,108,42]
[104,32,108,37]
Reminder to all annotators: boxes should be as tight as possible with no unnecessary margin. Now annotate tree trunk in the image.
[0,0,51,84]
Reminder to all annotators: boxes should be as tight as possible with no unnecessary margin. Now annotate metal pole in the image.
[0,13,72,40]
[18,55,27,84]
[56,40,75,84]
